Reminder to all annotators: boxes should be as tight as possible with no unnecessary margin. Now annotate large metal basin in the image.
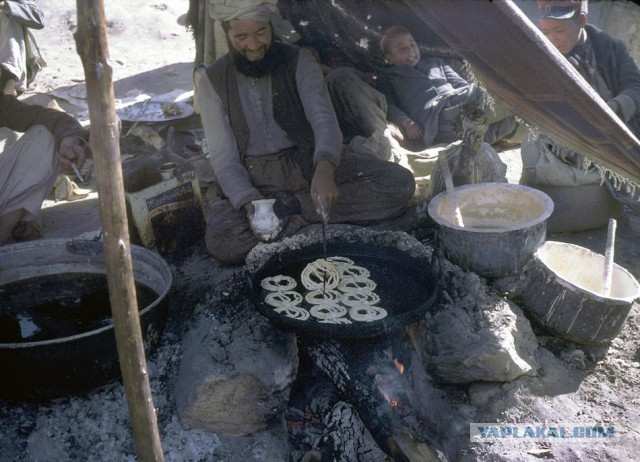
[0,239,172,401]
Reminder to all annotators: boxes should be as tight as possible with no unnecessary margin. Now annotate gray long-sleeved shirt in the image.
[197,47,343,210]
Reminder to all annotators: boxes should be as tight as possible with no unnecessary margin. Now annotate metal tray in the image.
[116,100,194,123]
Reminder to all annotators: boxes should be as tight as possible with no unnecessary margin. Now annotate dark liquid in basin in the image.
[0,273,158,343]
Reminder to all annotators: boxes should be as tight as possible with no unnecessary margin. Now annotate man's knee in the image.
[204,202,255,265]
[22,125,56,154]
[325,66,359,88]
[205,223,249,265]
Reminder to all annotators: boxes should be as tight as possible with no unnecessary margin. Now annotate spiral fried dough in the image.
[265,290,303,307]
[301,259,340,290]
[349,305,388,322]
[260,274,297,292]
[341,291,381,307]
[310,303,348,320]
[319,317,353,324]
[262,256,389,325]
[326,256,355,268]
[305,288,342,305]
[340,265,371,279]
[338,277,377,293]
[274,305,310,320]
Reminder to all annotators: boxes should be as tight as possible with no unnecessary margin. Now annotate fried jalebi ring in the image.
[263,256,388,325]
[301,258,340,290]
[349,305,388,322]
[304,288,342,305]
[265,290,303,307]
[326,256,355,268]
[310,303,348,320]
[319,316,353,324]
[274,305,310,320]
[260,274,297,292]
[338,276,377,293]
[340,264,371,279]
[341,291,381,307]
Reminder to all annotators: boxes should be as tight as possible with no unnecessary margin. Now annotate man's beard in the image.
[230,43,282,78]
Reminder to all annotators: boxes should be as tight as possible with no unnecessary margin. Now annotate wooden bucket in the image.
[518,241,640,345]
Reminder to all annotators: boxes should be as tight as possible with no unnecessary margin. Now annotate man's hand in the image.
[400,116,423,140]
[387,122,404,142]
[243,201,255,221]
[56,136,87,175]
[607,98,624,119]
[310,159,338,222]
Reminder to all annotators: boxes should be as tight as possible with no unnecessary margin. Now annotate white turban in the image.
[207,0,300,43]
[207,0,278,22]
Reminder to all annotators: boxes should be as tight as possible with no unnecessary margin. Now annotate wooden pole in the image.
[75,2,164,460]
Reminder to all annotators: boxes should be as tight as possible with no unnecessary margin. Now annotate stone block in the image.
[175,310,299,436]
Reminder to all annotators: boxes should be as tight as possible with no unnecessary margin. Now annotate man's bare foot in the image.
[12,221,42,242]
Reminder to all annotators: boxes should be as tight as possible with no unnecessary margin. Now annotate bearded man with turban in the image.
[196,2,415,264]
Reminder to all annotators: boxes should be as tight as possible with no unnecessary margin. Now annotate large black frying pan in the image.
[247,241,439,339]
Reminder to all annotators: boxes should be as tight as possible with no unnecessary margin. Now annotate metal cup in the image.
[159,162,178,180]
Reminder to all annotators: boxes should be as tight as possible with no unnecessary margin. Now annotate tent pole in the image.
[75,1,164,460]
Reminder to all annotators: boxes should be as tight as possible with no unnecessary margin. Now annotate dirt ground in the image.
[1,1,640,461]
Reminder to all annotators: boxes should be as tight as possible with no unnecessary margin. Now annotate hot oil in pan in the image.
[260,255,428,316]
[0,273,158,343]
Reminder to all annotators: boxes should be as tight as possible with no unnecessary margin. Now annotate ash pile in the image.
[174,227,540,461]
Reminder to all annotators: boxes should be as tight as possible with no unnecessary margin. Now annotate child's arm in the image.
[442,61,470,89]
[376,75,423,140]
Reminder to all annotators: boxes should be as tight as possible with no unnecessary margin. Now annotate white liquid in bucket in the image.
[537,241,640,301]
[433,183,552,231]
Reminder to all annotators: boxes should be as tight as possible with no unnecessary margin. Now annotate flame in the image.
[377,350,405,410]
[382,349,405,374]
[382,391,400,408]
[393,358,405,375]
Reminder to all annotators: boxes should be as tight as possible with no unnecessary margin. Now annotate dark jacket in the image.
[378,56,481,145]
[0,93,88,147]
[580,24,640,136]
[378,57,469,125]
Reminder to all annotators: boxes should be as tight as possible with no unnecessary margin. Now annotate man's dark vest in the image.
[206,42,315,161]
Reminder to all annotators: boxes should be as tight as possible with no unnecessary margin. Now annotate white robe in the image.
[0,13,28,89]
[0,125,58,222]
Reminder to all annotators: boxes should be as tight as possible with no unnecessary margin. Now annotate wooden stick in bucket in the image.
[438,150,464,227]
[603,218,617,297]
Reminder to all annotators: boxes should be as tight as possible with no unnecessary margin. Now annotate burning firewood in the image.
[301,338,447,461]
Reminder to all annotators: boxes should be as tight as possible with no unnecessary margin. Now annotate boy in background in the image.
[378,25,521,148]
